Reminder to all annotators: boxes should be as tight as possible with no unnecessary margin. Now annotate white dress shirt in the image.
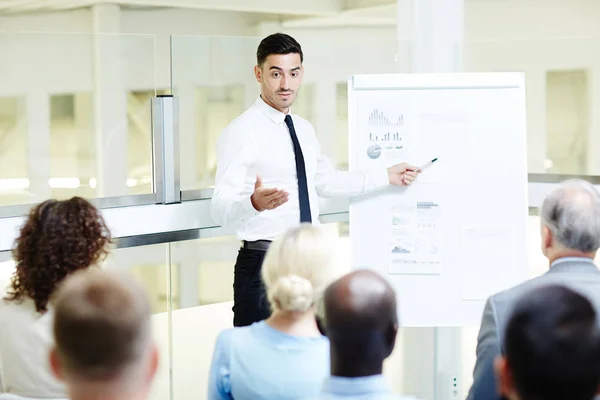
[211,96,389,241]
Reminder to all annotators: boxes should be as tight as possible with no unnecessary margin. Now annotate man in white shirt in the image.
[211,33,419,327]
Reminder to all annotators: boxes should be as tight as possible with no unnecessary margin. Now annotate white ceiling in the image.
[0,0,511,28]
[0,0,393,15]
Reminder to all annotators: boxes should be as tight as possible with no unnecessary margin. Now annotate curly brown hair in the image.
[5,197,112,313]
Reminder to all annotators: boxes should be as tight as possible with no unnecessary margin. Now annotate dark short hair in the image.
[504,285,600,400]
[256,33,303,66]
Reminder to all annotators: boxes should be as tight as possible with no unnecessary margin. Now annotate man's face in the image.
[254,53,303,113]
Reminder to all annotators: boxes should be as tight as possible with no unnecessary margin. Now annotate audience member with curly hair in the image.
[0,197,111,399]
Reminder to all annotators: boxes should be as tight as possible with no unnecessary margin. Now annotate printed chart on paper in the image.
[389,200,443,275]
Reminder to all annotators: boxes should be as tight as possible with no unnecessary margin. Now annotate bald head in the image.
[324,269,397,330]
[540,179,600,254]
[321,270,398,377]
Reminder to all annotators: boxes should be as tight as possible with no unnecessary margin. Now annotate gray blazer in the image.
[466,257,600,400]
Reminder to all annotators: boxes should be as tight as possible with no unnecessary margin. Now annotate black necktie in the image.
[284,115,312,223]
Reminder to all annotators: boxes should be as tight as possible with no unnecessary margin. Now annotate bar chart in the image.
[368,109,404,127]
[369,132,401,142]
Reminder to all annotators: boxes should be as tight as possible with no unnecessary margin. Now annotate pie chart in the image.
[367,144,382,159]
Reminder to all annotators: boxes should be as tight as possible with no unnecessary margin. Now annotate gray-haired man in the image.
[467,179,600,400]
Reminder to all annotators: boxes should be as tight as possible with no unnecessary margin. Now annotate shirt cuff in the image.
[240,194,261,223]
[365,168,390,191]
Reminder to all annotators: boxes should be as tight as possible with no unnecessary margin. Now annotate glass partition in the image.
[171,35,409,192]
[0,32,157,208]
[103,243,171,400]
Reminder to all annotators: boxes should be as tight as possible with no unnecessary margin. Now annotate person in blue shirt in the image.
[208,224,338,400]
[317,270,419,400]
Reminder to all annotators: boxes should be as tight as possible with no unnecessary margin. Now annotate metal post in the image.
[152,95,181,204]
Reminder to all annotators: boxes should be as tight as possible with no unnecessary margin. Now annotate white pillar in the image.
[396,1,465,399]
[588,67,600,175]
[26,91,51,202]
[312,81,338,165]
[177,85,198,190]
[398,0,464,73]
[256,22,282,38]
[92,4,128,197]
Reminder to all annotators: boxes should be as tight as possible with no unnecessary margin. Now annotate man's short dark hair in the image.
[256,33,303,66]
[504,285,600,400]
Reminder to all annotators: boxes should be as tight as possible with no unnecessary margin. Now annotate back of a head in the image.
[7,196,112,313]
[256,32,303,66]
[53,269,152,384]
[322,270,398,362]
[261,224,338,313]
[540,179,600,253]
[504,285,600,400]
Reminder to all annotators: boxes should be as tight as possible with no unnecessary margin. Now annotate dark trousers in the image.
[232,247,271,327]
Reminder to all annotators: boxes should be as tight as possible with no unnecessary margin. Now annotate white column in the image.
[396,1,465,399]
[588,67,600,175]
[256,22,282,38]
[177,85,198,190]
[92,4,128,197]
[312,81,338,165]
[26,91,51,202]
[398,0,464,73]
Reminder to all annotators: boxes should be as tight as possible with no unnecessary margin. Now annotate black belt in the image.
[241,240,272,252]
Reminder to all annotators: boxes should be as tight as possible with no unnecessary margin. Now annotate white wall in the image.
[464,0,600,174]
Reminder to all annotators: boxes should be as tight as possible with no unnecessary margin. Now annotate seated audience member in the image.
[0,197,111,399]
[467,179,600,400]
[317,269,418,400]
[49,269,158,400]
[208,224,338,400]
[496,285,600,400]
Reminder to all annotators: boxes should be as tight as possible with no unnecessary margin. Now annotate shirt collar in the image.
[550,256,595,268]
[255,95,288,125]
[322,375,391,396]
[548,256,598,275]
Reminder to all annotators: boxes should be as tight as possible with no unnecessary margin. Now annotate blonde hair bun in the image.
[269,274,314,312]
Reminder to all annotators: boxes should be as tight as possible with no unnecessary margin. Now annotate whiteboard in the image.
[348,73,529,327]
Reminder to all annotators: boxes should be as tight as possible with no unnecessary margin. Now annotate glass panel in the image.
[172,35,409,191]
[0,96,27,206]
[105,243,171,400]
[0,32,156,207]
[465,37,600,176]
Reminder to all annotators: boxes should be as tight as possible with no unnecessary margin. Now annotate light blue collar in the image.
[322,375,391,395]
